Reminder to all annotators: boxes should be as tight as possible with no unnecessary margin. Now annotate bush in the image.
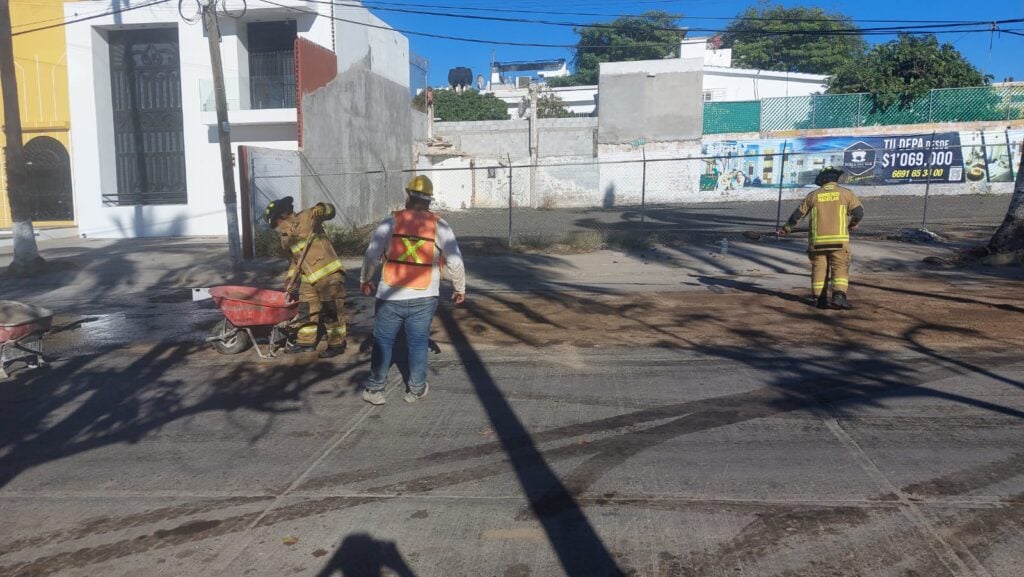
[254,224,376,258]
[324,224,375,256]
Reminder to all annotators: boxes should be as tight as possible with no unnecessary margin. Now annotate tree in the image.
[414,89,509,121]
[1,0,43,274]
[521,92,573,118]
[828,34,988,111]
[721,3,865,75]
[988,140,1024,254]
[547,11,685,87]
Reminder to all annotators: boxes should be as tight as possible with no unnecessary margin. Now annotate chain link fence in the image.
[705,85,1024,134]
[245,142,1018,257]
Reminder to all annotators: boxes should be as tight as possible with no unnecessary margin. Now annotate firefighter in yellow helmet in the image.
[777,167,865,310]
[358,175,466,405]
[264,196,348,357]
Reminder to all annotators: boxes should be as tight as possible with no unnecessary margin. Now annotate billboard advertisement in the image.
[700,129,1022,192]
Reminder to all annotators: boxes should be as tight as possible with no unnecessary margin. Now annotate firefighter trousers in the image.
[294,273,347,347]
[809,247,851,297]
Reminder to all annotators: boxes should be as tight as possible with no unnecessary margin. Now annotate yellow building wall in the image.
[0,0,76,228]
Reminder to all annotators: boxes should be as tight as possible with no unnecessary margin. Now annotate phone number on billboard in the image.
[889,168,946,179]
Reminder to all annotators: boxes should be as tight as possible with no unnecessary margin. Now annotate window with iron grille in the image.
[247,21,297,110]
[106,28,188,206]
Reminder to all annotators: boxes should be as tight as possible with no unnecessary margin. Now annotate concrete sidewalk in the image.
[2,235,1014,313]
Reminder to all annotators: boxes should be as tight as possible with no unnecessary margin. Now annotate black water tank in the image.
[448,67,473,89]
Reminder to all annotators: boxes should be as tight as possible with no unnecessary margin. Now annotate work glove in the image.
[286,286,300,304]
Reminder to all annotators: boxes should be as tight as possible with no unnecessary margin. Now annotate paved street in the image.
[1,238,1023,577]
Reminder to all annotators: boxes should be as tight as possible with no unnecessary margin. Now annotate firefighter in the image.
[777,167,864,310]
[264,196,348,357]
[359,175,466,405]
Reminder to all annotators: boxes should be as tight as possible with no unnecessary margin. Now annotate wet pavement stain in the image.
[502,563,532,577]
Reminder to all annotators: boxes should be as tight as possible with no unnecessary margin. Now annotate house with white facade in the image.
[64,0,408,238]
[486,37,828,118]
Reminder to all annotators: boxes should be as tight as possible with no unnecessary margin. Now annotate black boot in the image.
[816,295,831,309]
[284,340,316,354]
[318,342,347,358]
[831,291,853,310]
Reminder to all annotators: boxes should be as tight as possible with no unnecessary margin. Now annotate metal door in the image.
[106,28,187,206]
[24,136,74,221]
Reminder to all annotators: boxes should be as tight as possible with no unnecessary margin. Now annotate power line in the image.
[12,0,170,30]
[351,0,989,26]
[315,0,1019,36]
[260,0,1023,47]
[313,0,1023,38]
[12,0,174,36]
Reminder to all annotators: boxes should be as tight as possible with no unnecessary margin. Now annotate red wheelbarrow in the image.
[1,300,53,379]
[205,286,299,359]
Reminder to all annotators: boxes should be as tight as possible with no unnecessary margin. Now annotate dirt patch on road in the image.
[444,273,1024,353]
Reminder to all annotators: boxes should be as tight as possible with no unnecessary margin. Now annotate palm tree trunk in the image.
[988,139,1024,254]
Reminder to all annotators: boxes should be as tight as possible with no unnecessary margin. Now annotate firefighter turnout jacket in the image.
[277,203,347,347]
[783,183,864,252]
[280,203,344,286]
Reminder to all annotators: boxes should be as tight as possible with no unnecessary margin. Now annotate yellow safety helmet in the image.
[405,175,434,200]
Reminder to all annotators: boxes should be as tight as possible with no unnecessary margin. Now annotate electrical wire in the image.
[259,0,1021,46]
[179,0,202,25]
[13,0,175,36]
[338,0,1011,30]
[306,0,1023,38]
[218,0,247,20]
[12,1,171,30]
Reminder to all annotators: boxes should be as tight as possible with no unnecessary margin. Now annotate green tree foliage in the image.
[721,3,865,75]
[413,89,509,121]
[547,11,684,87]
[828,34,989,110]
[520,92,574,118]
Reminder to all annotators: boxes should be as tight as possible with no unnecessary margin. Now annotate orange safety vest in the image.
[382,210,439,290]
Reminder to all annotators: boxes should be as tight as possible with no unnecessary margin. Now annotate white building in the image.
[487,37,828,118]
[64,0,408,238]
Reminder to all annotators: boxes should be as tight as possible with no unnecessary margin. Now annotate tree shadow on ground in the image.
[0,342,359,490]
[0,238,288,314]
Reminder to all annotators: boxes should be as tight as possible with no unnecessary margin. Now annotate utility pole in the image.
[528,83,538,207]
[202,0,241,265]
[0,0,42,273]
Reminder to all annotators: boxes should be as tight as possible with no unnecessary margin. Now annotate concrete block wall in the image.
[434,120,530,160]
[301,61,415,227]
[434,117,598,160]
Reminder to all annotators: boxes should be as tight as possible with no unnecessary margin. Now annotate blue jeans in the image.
[367,297,438,394]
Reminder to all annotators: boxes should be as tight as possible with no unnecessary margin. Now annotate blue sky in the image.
[361,0,1024,87]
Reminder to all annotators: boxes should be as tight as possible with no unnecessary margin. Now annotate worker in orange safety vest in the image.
[359,176,466,405]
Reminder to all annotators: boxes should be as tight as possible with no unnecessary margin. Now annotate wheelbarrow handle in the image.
[284,231,318,296]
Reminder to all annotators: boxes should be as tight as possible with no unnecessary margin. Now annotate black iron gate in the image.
[106,28,187,206]
[24,136,74,221]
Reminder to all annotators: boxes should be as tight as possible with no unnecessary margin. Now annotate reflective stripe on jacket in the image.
[799,184,861,251]
[280,203,344,285]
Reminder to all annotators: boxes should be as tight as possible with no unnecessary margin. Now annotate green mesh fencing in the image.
[740,85,1024,134]
[703,100,761,134]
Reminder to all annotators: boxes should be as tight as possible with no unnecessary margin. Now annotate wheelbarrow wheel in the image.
[209,320,252,355]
